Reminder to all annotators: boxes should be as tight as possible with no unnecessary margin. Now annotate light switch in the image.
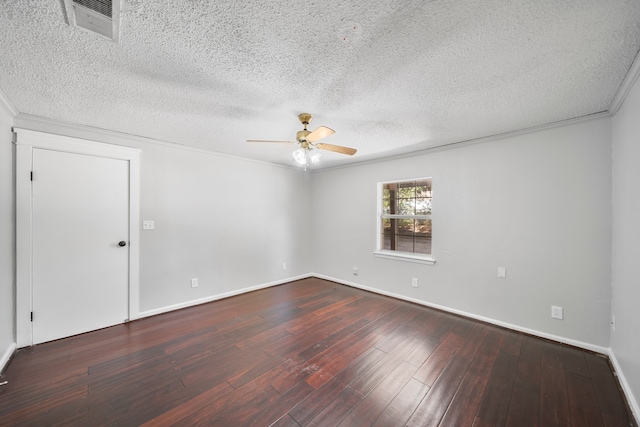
[143,220,155,230]
[497,267,506,278]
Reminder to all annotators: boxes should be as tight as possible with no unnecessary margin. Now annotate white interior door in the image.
[32,148,130,344]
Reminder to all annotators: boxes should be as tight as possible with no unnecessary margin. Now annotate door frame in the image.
[15,128,141,347]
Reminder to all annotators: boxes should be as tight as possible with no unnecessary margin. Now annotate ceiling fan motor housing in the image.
[296,130,312,147]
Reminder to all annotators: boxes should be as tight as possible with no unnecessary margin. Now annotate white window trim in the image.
[374,250,436,265]
[375,177,435,265]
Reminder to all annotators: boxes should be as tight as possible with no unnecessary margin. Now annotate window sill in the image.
[373,250,436,265]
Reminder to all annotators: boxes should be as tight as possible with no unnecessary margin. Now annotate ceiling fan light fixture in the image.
[292,148,307,165]
[309,149,322,164]
[248,113,356,166]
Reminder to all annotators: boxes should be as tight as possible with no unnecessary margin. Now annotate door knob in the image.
[118,241,127,247]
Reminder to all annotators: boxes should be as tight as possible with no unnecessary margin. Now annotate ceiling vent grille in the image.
[62,0,121,42]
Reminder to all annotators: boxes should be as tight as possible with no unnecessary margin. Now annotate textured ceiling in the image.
[1,1,640,168]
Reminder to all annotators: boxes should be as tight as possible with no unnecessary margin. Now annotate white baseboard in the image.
[1,342,17,374]
[314,273,610,355]
[608,349,640,424]
[135,274,312,320]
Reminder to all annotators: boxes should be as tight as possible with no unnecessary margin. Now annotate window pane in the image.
[383,184,395,215]
[415,198,431,215]
[414,236,431,254]
[415,179,432,197]
[383,197,391,215]
[397,219,414,236]
[397,235,415,252]
[396,182,415,198]
[397,198,415,215]
[381,218,392,250]
[381,234,391,250]
[415,219,431,238]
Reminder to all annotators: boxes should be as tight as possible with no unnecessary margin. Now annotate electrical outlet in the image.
[497,267,506,278]
[551,305,563,320]
[412,278,418,288]
[282,262,287,270]
[353,267,358,275]
[191,278,198,288]
[611,315,616,332]
[142,220,155,230]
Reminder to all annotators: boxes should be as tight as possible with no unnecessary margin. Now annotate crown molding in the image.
[9,104,614,174]
[13,113,298,171]
[609,49,640,115]
[315,111,612,173]
[0,88,18,117]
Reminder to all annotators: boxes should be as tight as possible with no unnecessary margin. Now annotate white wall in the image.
[311,117,613,349]
[0,94,15,371]
[612,71,640,413]
[137,141,312,312]
[12,116,313,318]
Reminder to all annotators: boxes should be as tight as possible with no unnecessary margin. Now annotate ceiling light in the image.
[292,148,306,165]
[309,150,321,164]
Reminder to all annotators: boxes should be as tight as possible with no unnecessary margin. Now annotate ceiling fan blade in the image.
[306,126,335,143]
[316,143,357,156]
[247,139,294,144]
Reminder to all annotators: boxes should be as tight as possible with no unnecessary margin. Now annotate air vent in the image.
[62,0,121,42]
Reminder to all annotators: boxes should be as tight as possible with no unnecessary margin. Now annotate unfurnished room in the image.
[0,1,639,426]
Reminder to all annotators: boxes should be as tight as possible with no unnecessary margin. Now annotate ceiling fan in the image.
[247,113,357,166]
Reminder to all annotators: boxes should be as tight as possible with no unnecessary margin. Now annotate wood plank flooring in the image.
[0,278,635,426]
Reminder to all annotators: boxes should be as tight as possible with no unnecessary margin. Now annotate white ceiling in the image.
[1,0,639,168]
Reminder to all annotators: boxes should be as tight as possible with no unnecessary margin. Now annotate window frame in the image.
[374,177,435,265]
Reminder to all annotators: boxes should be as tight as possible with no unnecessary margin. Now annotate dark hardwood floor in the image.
[0,278,635,426]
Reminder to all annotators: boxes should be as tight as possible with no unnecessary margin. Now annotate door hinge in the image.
[30,311,33,322]
[30,171,33,181]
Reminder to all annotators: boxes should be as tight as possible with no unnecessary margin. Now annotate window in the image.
[376,178,434,264]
